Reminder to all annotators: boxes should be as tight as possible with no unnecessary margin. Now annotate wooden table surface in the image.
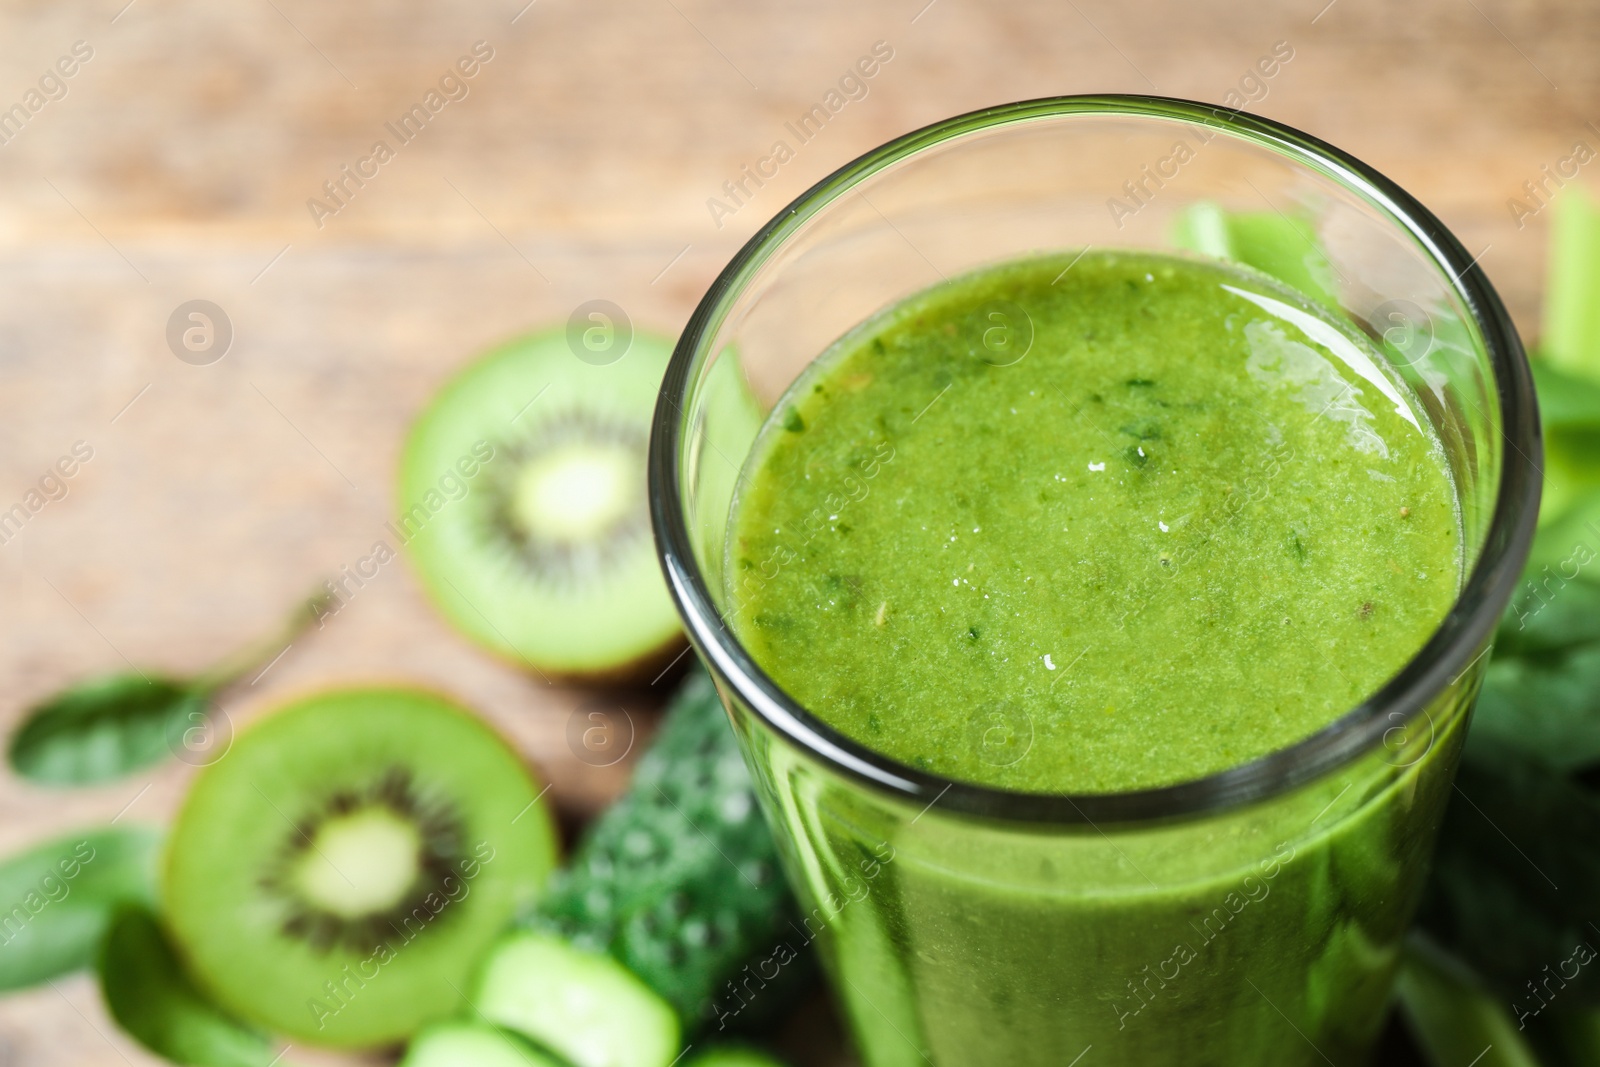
[0,0,1593,1062]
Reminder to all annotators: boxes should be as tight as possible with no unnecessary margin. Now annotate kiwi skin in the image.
[161,684,559,1049]
[547,631,687,688]
[450,607,688,689]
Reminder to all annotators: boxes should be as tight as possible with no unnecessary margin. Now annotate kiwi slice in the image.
[163,688,558,1048]
[399,328,682,682]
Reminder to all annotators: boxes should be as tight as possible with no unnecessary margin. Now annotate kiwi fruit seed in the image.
[163,688,558,1048]
[399,328,683,682]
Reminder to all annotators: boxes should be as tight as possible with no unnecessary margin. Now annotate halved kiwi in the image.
[163,688,558,1048]
[399,329,682,682]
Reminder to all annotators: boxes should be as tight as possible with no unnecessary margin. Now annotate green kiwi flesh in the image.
[399,329,683,681]
[162,688,558,1048]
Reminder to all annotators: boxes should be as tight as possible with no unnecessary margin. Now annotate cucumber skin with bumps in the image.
[529,667,813,1029]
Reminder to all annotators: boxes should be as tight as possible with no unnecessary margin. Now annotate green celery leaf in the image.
[1417,751,1600,1006]
[1495,578,1600,657]
[1396,939,1545,1067]
[0,827,160,990]
[1495,487,1600,653]
[1518,487,1600,587]
[1533,359,1600,431]
[8,674,210,786]
[1477,487,1600,771]
[1532,358,1600,524]
[99,907,276,1067]
[1543,1006,1600,1065]
[1224,211,1339,307]
[1172,202,1339,306]
[1469,645,1600,771]
[1544,426,1600,526]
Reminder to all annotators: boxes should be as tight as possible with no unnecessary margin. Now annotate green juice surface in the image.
[728,250,1460,793]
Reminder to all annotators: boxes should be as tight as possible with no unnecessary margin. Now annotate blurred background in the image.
[0,0,1592,1062]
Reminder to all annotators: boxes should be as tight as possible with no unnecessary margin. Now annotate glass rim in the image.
[648,94,1543,826]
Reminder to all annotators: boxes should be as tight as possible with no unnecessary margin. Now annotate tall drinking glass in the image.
[649,97,1540,1066]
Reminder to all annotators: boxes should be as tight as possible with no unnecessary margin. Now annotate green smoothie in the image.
[729,250,1459,793]
[722,251,1467,1065]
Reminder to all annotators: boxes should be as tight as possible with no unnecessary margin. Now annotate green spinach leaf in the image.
[99,906,276,1067]
[1417,751,1600,1007]
[7,590,332,787]
[0,826,160,991]
[8,675,211,786]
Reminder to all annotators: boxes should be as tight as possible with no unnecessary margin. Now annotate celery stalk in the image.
[1544,186,1600,385]
[1172,202,1339,307]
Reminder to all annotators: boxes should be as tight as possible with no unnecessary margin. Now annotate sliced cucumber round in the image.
[473,930,681,1067]
[403,1021,564,1067]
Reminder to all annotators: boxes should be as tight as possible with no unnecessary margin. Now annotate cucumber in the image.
[474,930,680,1067]
[529,667,808,1028]
[402,1021,564,1067]
[409,668,802,1067]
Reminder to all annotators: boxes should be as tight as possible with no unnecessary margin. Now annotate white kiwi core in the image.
[512,441,638,543]
[292,807,422,918]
